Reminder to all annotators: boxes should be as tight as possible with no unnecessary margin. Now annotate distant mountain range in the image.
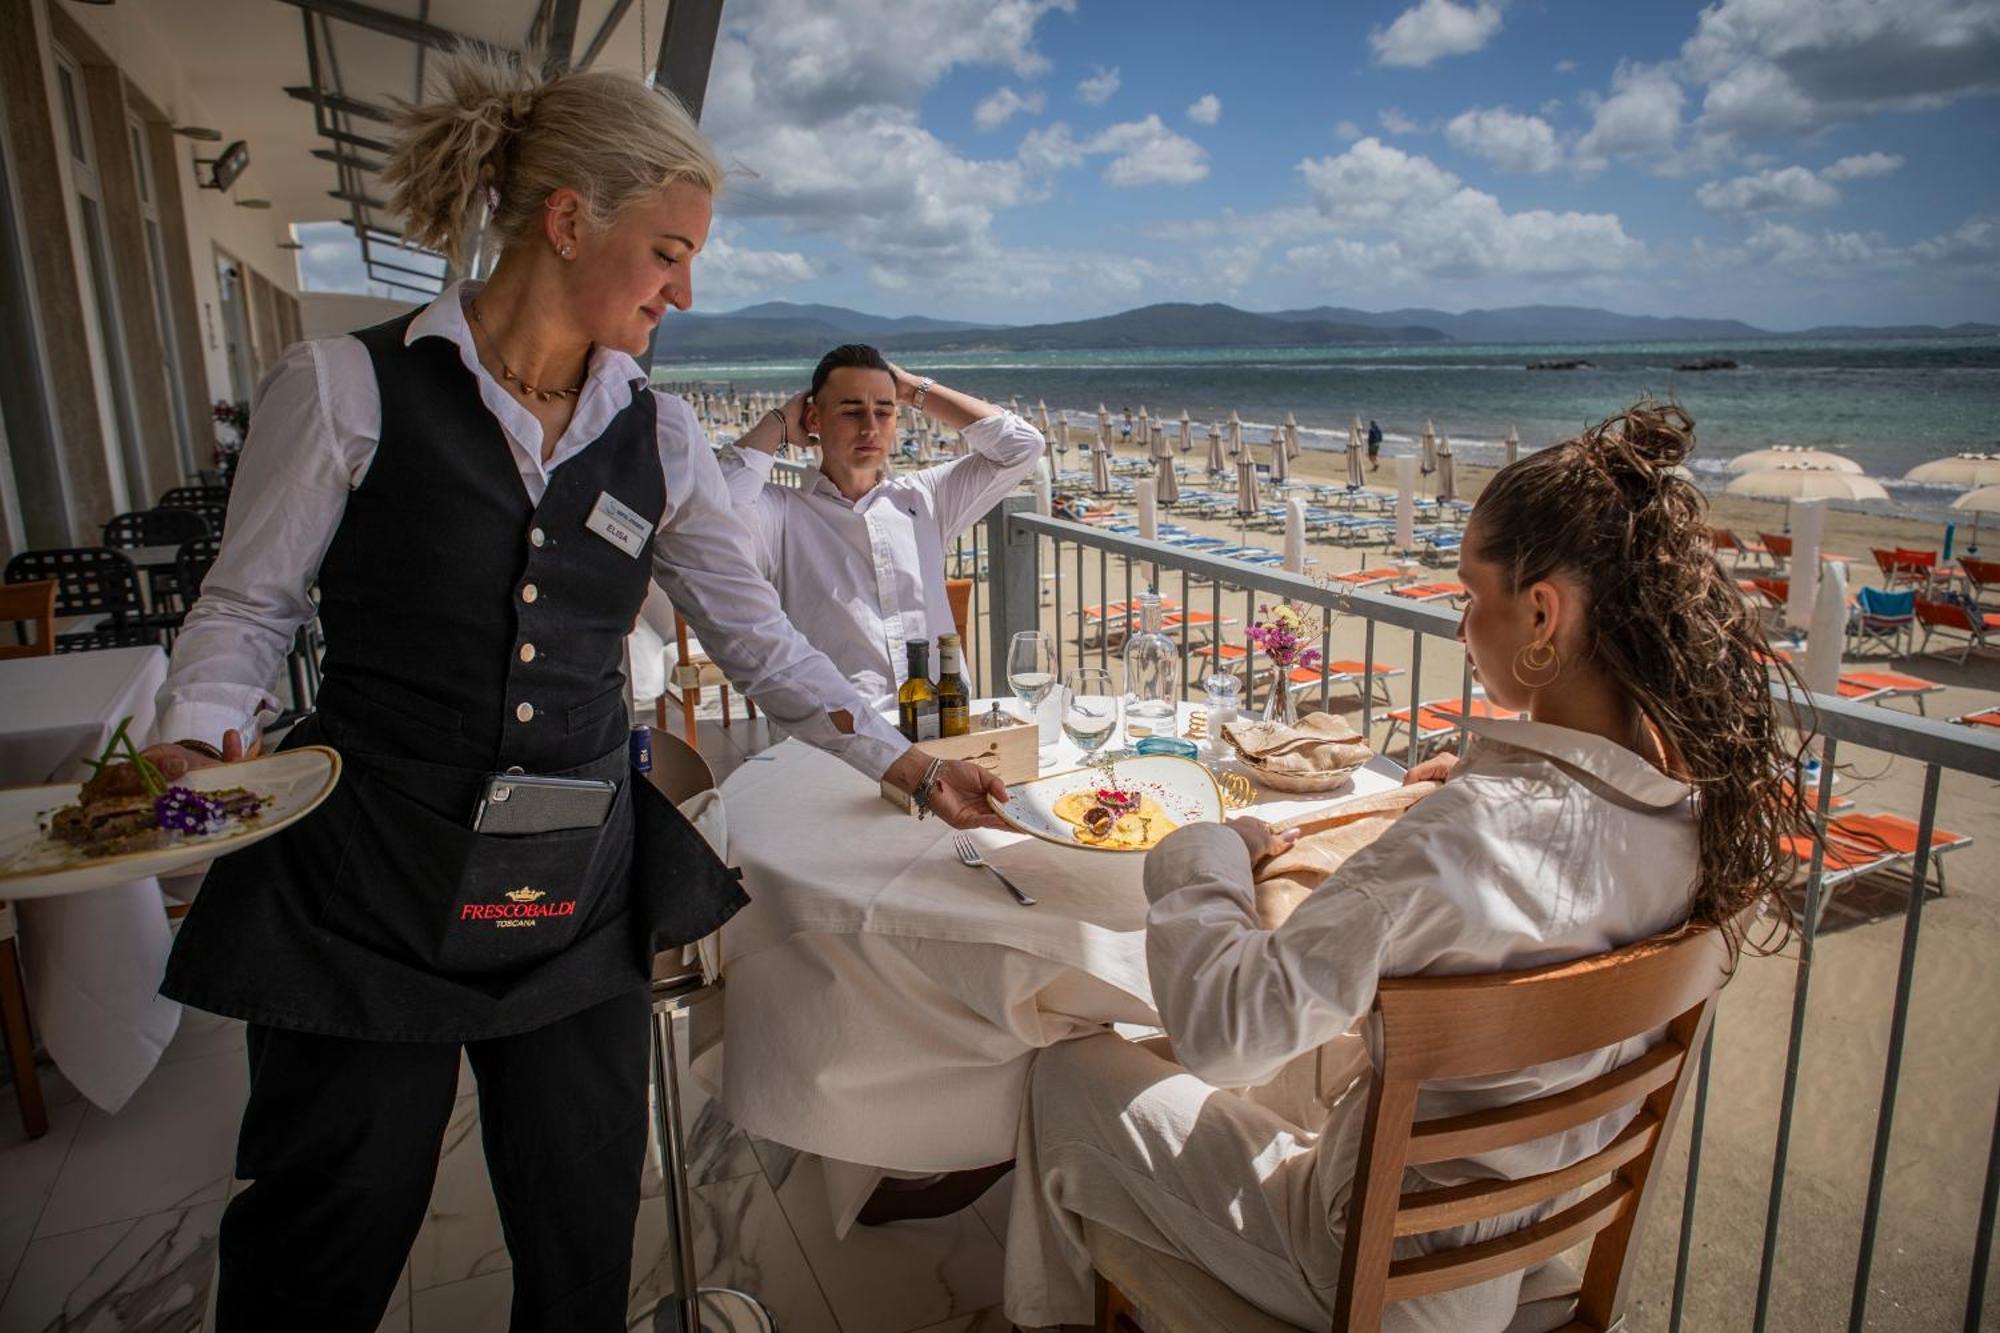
[653,299,1998,361]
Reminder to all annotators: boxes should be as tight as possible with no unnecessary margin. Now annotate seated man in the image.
[722,344,1042,701]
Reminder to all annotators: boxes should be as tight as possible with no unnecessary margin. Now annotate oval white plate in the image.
[989,754,1223,853]
[0,746,342,900]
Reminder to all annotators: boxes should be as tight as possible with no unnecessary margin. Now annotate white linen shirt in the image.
[720,414,1042,703]
[1143,714,1700,1185]
[157,281,907,780]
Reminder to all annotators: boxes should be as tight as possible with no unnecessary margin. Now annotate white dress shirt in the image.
[157,281,907,780]
[720,413,1042,703]
[1143,713,1699,1183]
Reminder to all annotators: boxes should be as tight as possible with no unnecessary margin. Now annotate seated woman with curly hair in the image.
[1003,401,1813,1331]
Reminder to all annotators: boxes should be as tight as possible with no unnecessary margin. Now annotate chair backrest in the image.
[157,484,229,509]
[1892,547,1937,572]
[1855,585,1915,619]
[176,535,224,603]
[4,547,143,619]
[1334,924,1733,1332]
[1760,532,1793,558]
[946,576,973,641]
[1707,527,1740,553]
[1963,556,2000,592]
[0,578,56,659]
[101,507,209,549]
[1871,547,1899,578]
[1915,597,1972,631]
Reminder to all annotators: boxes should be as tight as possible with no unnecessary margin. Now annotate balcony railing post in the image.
[987,496,1040,694]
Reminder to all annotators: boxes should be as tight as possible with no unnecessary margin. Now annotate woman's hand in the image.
[1227,815,1298,866]
[1403,751,1459,787]
[923,758,1010,831]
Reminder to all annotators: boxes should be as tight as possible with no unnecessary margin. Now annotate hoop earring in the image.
[1512,639,1561,689]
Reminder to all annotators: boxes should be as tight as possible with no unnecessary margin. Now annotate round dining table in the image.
[700,700,1405,1234]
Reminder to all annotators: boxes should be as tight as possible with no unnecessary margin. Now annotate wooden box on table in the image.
[879,715,1039,814]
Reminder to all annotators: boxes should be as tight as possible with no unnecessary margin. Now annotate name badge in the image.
[585,491,654,559]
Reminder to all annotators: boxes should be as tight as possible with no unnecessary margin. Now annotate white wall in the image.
[300,291,421,340]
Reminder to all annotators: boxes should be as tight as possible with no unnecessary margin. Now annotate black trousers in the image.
[215,987,651,1333]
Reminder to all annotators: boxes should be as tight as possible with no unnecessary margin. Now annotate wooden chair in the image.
[1090,924,1734,1333]
[656,611,753,750]
[0,579,56,659]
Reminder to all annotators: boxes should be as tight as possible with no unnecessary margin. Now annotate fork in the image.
[950,833,1037,906]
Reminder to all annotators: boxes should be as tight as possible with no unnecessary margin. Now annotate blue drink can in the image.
[629,724,653,773]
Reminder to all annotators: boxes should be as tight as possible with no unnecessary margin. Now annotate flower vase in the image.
[1261,663,1297,725]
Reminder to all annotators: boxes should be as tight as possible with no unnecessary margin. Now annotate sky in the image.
[300,0,2000,330]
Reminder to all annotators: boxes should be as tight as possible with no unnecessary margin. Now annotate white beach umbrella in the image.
[1033,458,1053,517]
[1137,405,1150,442]
[1235,456,1261,517]
[1345,424,1363,489]
[1283,499,1307,573]
[1724,467,1889,502]
[1035,399,1050,435]
[1395,456,1416,552]
[1786,499,1826,630]
[1504,425,1519,468]
[1228,411,1243,457]
[1151,423,1173,461]
[1283,412,1300,461]
[1420,422,1438,477]
[1136,476,1159,543]
[1951,484,2000,549]
[1803,556,1847,698]
[1906,453,2000,488]
[1269,429,1291,484]
[1178,409,1193,454]
[1155,453,1180,505]
[1097,404,1110,447]
[1054,417,1071,455]
[1008,395,1021,416]
[1091,439,1112,495]
[1205,422,1226,475]
[1725,446,1862,476]
[1436,436,1456,504]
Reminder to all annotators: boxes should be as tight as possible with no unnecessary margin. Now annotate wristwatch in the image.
[911,376,934,413]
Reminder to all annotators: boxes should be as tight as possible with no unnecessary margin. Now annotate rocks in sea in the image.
[1675,357,1739,371]
[1526,358,1594,370]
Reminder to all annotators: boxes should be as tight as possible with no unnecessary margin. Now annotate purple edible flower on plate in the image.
[155,786,228,836]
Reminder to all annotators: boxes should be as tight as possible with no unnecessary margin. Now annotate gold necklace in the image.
[469,300,586,403]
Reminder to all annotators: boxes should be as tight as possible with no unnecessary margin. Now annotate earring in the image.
[558,243,574,259]
[1512,639,1561,689]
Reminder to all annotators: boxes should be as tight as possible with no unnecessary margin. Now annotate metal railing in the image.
[974,495,2000,1332]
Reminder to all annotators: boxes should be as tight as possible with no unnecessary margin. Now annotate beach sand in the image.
[1008,429,2000,1330]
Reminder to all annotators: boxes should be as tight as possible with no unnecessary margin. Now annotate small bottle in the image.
[629,724,653,774]
[936,633,970,738]
[897,639,940,743]
[1122,590,1180,737]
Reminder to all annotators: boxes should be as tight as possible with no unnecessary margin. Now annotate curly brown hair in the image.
[1471,399,1814,959]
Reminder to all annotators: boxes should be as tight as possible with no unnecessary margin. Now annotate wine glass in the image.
[1062,668,1118,760]
[1007,631,1057,722]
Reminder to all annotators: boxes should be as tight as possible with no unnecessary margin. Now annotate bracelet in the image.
[911,756,946,818]
[176,738,224,761]
[764,407,789,450]
[911,376,934,413]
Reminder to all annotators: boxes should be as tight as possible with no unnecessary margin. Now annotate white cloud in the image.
[1379,107,1424,135]
[973,86,1045,130]
[1912,216,1999,269]
[1186,93,1221,125]
[1022,115,1210,187]
[1369,0,1504,68]
[1573,62,1685,171]
[1696,165,1840,213]
[1822,151,1905,181]
[1681,0,2000,138]
[1555,59,1577,74]
[1291,137,1644,279]
[1334,120,1362,141]
[695,234,820,299]
[1077,65,1121,105]
[1444,106,1562,173]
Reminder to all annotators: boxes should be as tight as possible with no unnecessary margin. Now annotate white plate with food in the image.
[989,755,1223,853]
[0,746,342,900]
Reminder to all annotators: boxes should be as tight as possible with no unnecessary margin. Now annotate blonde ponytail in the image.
[381,44,724,269]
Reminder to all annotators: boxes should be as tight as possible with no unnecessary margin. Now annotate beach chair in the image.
[1830,812,1971,896]
[1709,527,1769,568]
[1392,582,1468,605]
[1760,533,1793,569]
[1380,698,1522,762]
[1780,834,1906,931]
[1960,556,2000,610]
[1890,547,1940,590]
[1331,567,1403,590]
[1914,597,1999,663]
[1848,586,1915,657]
[1952,706,2000,731]
[1324,658,1405,707]
[1835,669,1943,715]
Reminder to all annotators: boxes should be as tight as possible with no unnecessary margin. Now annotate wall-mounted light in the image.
[173,125,222,141]
[235,198,273,210]
[276,240,304,250]
[196,139,249,191]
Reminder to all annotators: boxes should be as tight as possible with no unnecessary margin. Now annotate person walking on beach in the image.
[1367,418,1383,471]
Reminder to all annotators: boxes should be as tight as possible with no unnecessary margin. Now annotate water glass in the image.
[1063,668,1119,759]
[1007,631,1057,722]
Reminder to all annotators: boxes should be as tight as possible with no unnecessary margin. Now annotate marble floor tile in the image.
[407,1095,509,1292]
[153,1010,243,1069]
[628,1172,836,1333]
[0,1199,221,1333]
[407,1269,512,1332]
[770,1154,1005,1333]
[34,1051,244,1239]
[0,1096,88,1302]
[663,1012,761,1188]
[374,1265,413,1333]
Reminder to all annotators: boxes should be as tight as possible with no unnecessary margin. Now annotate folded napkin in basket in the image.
[1252,783,1438,929]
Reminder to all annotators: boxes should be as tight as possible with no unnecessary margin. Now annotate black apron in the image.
[163,313,746,1042]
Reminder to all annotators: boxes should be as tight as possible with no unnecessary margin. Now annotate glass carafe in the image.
[1122,591,1180,737]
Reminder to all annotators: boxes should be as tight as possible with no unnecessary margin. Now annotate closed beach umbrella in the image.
[1906,453,2000,488]
[1786,499,1826,630]
[1155,453,1180,505]
[1097,404,1110,446]
[1283,412,1300,461]
[1395,456,1416,552]
[1803,557,1847,698]
[1725,446,1861,476]
[1235,456,1260,517]
[1033,458,1053,517]
[1725,467,1889,502]
[1178,409,1193,454]
[1952,484,2000,549]
[1504,425,1519,467]
[1205,422,1226,475]
[1151,423,1172,461]
[1345,424,1363,489]
[1136,477,1158,543]
[1228,411,1243,457]
[1437,436,1456,503]
[1035,399,1050,435]
[1091,438,1112,495]
[1284,498,1307,573]
[1054,417,1071,455]
[1269,429,1291,484]
[1420,421,1438,477]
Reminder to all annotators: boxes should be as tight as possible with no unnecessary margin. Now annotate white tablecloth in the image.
[0,648,182,1112]
[706,701,1402,1233]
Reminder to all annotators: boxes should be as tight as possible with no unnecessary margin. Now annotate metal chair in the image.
[646,732,773,1333]
[157,484,230,509]
[101,506,210,549]
[1849,585,1915,657]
